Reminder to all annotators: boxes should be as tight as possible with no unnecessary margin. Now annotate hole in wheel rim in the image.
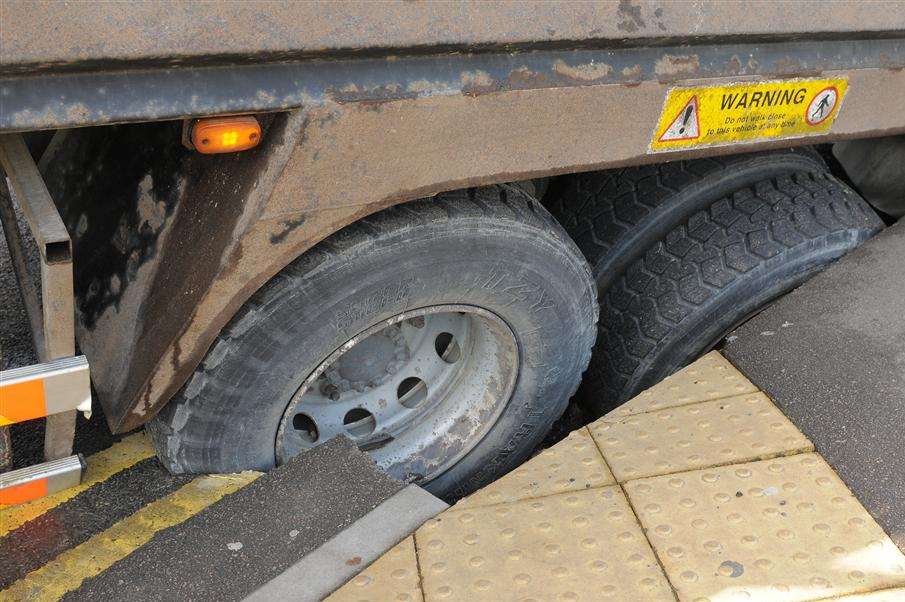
[434,332,461,364]
[278,304,519,483]
[292,413,319,444]
[343,408,376,438]
[397,377,428,409]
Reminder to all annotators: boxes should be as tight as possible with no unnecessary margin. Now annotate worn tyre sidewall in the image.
[152,212,596,499]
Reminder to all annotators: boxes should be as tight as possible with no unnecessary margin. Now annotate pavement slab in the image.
[324,536,423,602]
[626,453,905,602]
[591,392,813,481]
[454,427,614,509]
[606,351,758,419]
[416,486,674,602]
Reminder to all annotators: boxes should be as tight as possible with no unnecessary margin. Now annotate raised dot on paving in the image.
[604,351,758,419]
[590,392,813,481]
[416,486,673,601]
[454,427,614,509]
[325,536,422,602]
[625,453,905,602]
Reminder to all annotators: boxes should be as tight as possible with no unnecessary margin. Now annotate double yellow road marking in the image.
[0,433,155,537]
[0,433,261,601]
[3,472,259,601]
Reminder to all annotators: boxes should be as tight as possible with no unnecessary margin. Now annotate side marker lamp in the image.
[191,116,262,154]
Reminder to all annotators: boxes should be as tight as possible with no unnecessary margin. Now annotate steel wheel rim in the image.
[275,304,519,483]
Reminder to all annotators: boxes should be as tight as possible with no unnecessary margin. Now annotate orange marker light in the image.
[191,116,262,154]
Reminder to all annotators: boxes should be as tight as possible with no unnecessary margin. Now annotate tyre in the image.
[549,150,883,414]
[148,185,597,499]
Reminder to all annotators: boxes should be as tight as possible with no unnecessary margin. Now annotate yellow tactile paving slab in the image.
[606,351,758,419]
[0,432,156,536]
[625,453,905,602]
[330,352,905,602]
[416,486,675,602]
[326,536,423,602]
[454,427,614,509]
[831,588,905,601]
[1,472,260,601]
[590,392,813,482]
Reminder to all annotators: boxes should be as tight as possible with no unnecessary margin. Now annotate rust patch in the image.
[460,70,500,97]
[406,79,447,95]
[552,59,612,82]
[507,67,547,88]
[769,56,824,77]
[622,64,643,79]
[654,54,701,79]
[774,56,803,72]
[345,556,362,566]
[327,83,417,105]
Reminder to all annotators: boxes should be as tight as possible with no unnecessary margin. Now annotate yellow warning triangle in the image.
[659,96,699,142]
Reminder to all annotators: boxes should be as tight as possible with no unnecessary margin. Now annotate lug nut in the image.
[321,383,341,401]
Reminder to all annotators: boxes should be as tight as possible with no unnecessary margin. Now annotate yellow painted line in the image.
[0,433,156,537]
[2,471,260,601]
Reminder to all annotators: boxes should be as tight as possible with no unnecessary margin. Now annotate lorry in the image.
[1,1,903,503]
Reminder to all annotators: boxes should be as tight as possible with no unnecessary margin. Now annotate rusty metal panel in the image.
[2,37,904,132]
[2,1,905,74]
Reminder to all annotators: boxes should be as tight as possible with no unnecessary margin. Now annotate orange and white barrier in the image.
[0,356,91,426]
[0,356,91,505]
[0,454,85,505]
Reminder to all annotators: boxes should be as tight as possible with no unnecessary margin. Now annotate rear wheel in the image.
[549,150,883,414]
[148,185,597,499]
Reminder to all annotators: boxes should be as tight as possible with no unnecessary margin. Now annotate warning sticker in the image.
[650,78,848,153]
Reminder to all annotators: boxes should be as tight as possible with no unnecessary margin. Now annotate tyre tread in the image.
[584,169,880,405]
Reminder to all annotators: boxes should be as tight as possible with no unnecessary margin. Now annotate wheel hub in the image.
[323,325,409,393]
[275,305,519,484]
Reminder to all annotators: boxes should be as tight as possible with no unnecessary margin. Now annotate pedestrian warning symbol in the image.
[650,77,848,153]
[659,96,699,142]
[806,86,839,125]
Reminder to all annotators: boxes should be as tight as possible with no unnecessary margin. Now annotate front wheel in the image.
[148,185,597,499]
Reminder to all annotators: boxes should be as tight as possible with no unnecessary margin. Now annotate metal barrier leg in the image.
[0,427,10,471]
[0,133,77,461]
